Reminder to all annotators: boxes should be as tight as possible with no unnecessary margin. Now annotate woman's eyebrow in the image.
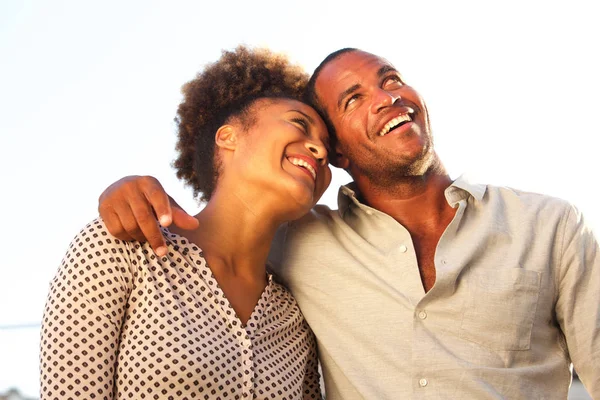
[289,109,315,124]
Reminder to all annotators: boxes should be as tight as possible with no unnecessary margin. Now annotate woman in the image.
[40,46,331,399]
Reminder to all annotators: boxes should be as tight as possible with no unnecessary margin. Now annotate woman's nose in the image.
[306,140,328,166]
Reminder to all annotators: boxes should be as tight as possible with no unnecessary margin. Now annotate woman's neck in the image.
[170,187,285,282]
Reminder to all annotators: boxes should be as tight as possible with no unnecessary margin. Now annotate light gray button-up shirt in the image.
[269,176,599,399]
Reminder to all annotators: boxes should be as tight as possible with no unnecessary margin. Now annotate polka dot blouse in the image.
[40,219,322,399]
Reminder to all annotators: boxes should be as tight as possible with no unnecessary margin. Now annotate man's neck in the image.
[352,167,456,293]
[353,169,455,234]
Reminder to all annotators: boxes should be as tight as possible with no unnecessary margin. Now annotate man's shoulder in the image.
[484,183,573,210]
[453,175,571,210]
[478,183,581,229]
[289,203,339,230]
[269,204,339,263]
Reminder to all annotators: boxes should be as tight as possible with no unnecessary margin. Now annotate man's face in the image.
[315,50,434,181]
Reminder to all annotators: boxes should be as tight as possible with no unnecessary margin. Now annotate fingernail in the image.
[156,246,167,257]
[159,215,171,226]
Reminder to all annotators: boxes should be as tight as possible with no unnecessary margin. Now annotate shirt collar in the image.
[337,173,487,214]
[337,182,360,213]
[446,174,486,204]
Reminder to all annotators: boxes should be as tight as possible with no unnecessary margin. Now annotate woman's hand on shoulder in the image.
[98,175,199,256]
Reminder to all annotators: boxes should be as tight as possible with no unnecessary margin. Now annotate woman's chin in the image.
[284,190,316,218]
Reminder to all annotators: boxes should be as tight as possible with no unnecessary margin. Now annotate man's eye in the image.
[345,94,359,110]
[383,75,403,87]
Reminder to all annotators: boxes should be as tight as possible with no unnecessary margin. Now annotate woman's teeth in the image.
[289,157,316,180]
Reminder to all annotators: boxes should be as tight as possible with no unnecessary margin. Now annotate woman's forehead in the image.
[257,97,321,120]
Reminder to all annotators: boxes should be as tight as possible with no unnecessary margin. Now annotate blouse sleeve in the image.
[40,219,135,400]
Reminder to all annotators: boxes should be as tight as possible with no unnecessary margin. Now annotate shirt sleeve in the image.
[302,332,323,400]
[40,219,135,400]
[555,205,600,396]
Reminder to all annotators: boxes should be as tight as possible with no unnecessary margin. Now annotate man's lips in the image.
[287,154,318,181]
[377,107,415,137]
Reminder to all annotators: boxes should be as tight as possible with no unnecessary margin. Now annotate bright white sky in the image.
[1,0,598,397]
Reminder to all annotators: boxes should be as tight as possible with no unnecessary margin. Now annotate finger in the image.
[139,176,172,227]
[168,195,198,229]
[111,200,147,242]
[98,175,146,240]
[172,206,200,230]
[100,207,135,241]
[127,189,168,257]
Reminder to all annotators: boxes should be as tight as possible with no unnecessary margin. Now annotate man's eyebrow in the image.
[337,83,361,110]
[378,65,397,78]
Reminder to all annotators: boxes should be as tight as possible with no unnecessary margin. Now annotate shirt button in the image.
[399,244,408,253]
[418,310,427,320]
[419,378,428,387]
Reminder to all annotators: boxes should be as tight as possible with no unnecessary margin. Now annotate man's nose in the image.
[371,88,399,114]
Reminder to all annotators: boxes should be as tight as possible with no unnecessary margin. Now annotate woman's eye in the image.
[292,118,309,133]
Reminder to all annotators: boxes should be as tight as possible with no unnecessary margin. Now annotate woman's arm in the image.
[40,219,135,400]
[302,333,324,400]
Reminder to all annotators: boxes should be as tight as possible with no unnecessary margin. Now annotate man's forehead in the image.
[319,52,394,85]
[314,51,397,102]
[339,50,391,70]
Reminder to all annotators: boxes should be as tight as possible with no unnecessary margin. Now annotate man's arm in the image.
[98,175,199,256]
[555,205,600,396]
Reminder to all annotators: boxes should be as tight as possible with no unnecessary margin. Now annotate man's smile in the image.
[377,107,415,137]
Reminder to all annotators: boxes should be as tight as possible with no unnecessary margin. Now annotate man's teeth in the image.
[379,113,412,136]
[289,158,316,180]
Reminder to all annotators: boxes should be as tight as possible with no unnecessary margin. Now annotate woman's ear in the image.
[215,125,238,151]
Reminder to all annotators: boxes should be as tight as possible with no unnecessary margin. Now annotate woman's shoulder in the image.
[67,218,208,270]
[70,217,184,256]
[60,217,177,278]
[268,275,303,314]
[257,275,314,341]
[65,218,144,262]
[57,218,138,281]
[71,217,128,248]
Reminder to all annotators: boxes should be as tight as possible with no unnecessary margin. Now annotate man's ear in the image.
[329,143,350,169]
[215,125,237,151]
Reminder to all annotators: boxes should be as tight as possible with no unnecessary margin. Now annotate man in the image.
[98,49,599,398]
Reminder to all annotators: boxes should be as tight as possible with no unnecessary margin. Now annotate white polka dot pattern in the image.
[40,218,322,399]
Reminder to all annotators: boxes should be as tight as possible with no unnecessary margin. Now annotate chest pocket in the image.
[459,268,541,351]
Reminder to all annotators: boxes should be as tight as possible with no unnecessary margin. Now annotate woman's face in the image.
[231,98,332,217]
